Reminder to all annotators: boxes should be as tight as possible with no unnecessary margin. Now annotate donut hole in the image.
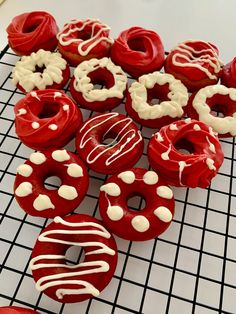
[23,23,40,33]
[37,101,60,119]
[207,94,236,118]
[128,37,146,52]
[44,175,62,190]
[77,29,92,41]
[174,138,195,155]
[210,104,226,118]
[102,131,118,147]
[88,68,115,90]
[147,83,170,106]
[65,246,85,266]
[34,64,46,74]
[127,193,146,211]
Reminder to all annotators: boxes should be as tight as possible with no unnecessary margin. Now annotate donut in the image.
[76,112,144,174]
[14,89,82,150]
[110,26,165,78]
[187,85,236,137]
[70,58,128,112]
[147,119,224,188]
[99,168,175,241]
[164,40,222,92]
[14,149,89,218]
[57,18,113,66]
[0,307,39,314]
[29,214,117,303]
[6,11,59,56]
[126,71,189,128]
[12,49,70,93]
[221,57,236,87]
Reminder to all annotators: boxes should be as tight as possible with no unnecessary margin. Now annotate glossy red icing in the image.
[221,57,236,87]
[111,26,165,78]
[0,307,40,314]
[14,89,82,150]
[6,11,59,55]
[148,119,224,188]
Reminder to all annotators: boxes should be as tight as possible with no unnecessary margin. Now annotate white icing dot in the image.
[156,186,173,199]
[66,163,83,177]
[118,171,135,184]
[16,164,33,177]
[107,205,124,221]
[206,136,216,153]
[193,124,201,131]
[169,123,178,130]
[63,104,69,111]
[161,144,171,161]
[206,158,216,171]
[17,108,27,116]
[29,152,46,165]
[54,92,62,98]
[32,122,40,129]
[156,132,164,142]
[100,183,121,196]
[33,194,55,211]
[15,182,33,197]
[131,215,150,232]
[184,118,191,123]
[58,185,78,200]
[154,206,173,222]
[143,171,158,185]
[48,124,58,131]
[30,91,40,100]
[52,150,70,162]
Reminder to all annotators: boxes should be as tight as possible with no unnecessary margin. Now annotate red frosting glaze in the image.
[14,89,82,150]
[57,19,113,66]
[148,119,224,188]
[0,307,40,314]
[164,40,222,92]
[14,149,89,218]
[99,168,175,241]
[30,214,117,303]
[221,57,236,87]
[76,112,144,174]
[110,26,165,78]
[6,11,59,56]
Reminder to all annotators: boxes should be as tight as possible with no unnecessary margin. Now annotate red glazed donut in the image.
[164,40,222,92]
[110,26,165,78]
[57,18,113,66]
[12,50,70,93]
[70,58,127,112]
[99,168,175,241]
[148,119,224,188]
[14,89,82,150]
[0,307,39,314]
[6,11,59,56]
[29,214,117,303]
[187,85,236,137]
[14,149,89,218]
[76,112,144,174]
[126,71,188,128]
[221,57,236,87]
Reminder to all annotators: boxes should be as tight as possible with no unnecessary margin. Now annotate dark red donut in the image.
[0,307,39,314]
[148,119,224,188]
[99,168,175,241]
[76,112,144,174]
[164,40,222,92]
[221,57,236,87]
[14,149,89,218]
[29,214,117,303]
[14,89,82,150]
[110,26,165,78]
[6,11,59,56]
[70,57,127,112]
[57,18,113,66]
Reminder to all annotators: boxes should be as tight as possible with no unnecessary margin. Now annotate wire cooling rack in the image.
[0,45,236,314]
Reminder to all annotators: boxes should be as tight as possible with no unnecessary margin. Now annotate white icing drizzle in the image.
[79,113,143,166]
[161,144,172,160]
[33,194,55,211]
[63,104,69,111]
[48,124,58,131]
[206,158,216,171]
[143,171,159,185]
[156,132,164,142]
[178,161,190,186]
[131,215,150,232]
[15,182,32,197]
[100,183,121,196]
[156,186,173,199]
[106,205,124,221]
[170,123,178,130]
[29,216,115,299]
[57,18,113,56]
[73,57,127,102]
[209,126,217,137]
[154,206,173,223]
[32,122,40,129]
[16,164,33,177]
[192,85,236,136]
[12,49,67,92]
[117,171,135,184]
[29,152,46,165]
[17,108,27,116]
[193,124,201,131]
[206,136,216,153]
[58,185,78,200]
[128,71,188,120]
[52,150,70,162]
[171,40,222,80]
[30,91,40,100]
[66,164,83,177]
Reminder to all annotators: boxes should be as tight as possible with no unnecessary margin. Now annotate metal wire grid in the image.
[0,46,236,314]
